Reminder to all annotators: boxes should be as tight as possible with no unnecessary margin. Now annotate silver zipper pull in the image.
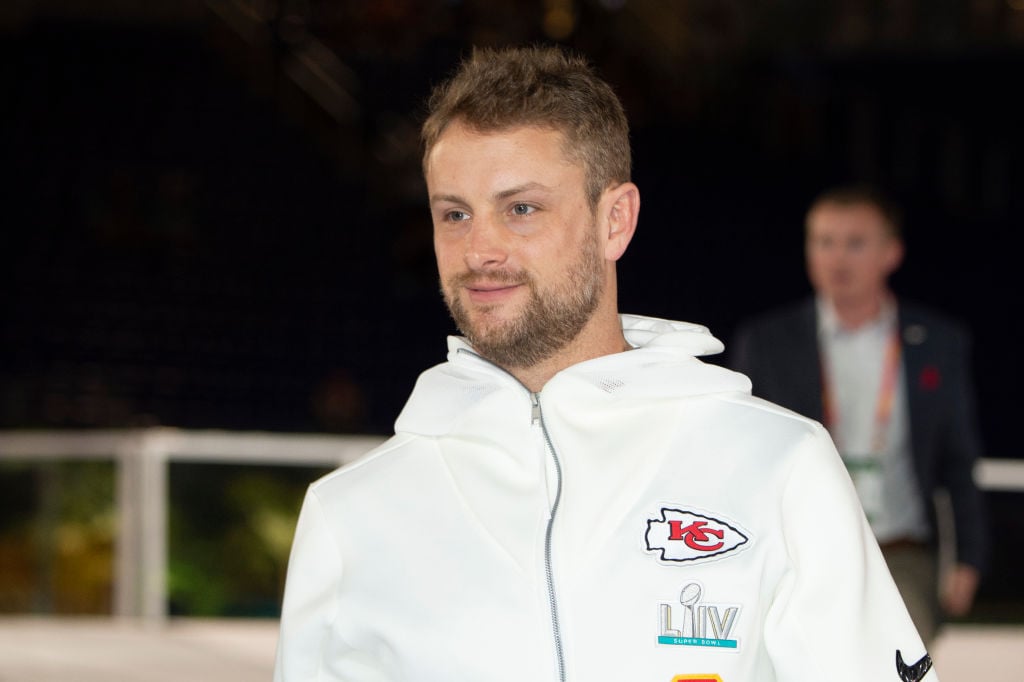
[531,393,541,424]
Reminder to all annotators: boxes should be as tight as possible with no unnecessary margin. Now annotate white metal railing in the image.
[0,428,1021,623]
[0,428,386,622]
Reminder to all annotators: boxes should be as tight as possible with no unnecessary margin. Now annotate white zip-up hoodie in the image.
[274,315,934,682]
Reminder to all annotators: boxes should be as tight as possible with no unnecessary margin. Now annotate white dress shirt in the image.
[817,298,930,544]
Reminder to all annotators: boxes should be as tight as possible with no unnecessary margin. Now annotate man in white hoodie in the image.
[274,46,935,682]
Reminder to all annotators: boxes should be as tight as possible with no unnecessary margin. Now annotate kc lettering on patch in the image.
[645,508,750,564]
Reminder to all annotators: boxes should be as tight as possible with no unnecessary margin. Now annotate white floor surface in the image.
[0,616,1019,681]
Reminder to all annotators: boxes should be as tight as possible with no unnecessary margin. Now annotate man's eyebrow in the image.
[429,193,465,206]
[494,182,550,201]
[430,183,552,207]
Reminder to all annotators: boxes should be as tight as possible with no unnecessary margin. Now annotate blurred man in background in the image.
[730,185,989,644]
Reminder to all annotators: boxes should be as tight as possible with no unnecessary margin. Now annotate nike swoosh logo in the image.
[896,649,933,682]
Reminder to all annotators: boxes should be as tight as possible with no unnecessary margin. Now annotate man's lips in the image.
[464,280,524,303]
[468,282,520,292]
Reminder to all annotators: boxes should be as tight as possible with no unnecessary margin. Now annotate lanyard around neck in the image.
[821,326,902,454]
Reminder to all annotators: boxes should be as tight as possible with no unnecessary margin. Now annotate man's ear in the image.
[602,182,640,262]
[885,238,905,275]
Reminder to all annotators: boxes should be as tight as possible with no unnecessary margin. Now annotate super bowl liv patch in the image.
[658,581,741,651]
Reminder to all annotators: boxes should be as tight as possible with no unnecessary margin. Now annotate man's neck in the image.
[508,306,627,393]
[830,292,891,330]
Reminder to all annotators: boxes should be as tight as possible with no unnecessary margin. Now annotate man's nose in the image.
[464,216,510,271]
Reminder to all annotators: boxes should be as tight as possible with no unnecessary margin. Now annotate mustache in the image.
[449,269,530,287]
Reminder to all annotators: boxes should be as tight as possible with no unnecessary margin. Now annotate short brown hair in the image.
[806,184,903,239]
[421,45,631,210]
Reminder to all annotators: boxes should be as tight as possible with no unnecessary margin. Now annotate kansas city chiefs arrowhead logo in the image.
[645,508,750,564]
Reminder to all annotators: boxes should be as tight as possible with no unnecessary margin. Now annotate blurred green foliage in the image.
[168,463,331,617]
[0,460,116,613]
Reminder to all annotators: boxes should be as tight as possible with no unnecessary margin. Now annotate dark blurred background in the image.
[1,0,1022,618]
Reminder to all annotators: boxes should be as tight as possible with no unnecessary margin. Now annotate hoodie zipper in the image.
[457,349,566,682]
[532,391,566,682]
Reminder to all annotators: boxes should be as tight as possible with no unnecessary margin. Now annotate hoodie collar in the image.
[395,314,750,436]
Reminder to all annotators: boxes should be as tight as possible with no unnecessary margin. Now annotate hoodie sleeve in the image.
[273,488,343,681]
[763,423,938,682]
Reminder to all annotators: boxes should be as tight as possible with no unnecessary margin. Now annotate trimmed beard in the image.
[442,229,605,370]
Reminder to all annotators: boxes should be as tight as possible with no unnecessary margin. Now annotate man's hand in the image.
[941,563,979,617]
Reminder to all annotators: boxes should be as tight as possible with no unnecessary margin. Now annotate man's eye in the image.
[511,203,535,216]
[446,210,470,222]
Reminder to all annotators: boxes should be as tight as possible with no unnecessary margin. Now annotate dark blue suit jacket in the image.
[729,297,988,572]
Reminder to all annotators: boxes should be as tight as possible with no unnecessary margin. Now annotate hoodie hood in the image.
[394,314,751,437]
[619,313,724,355]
